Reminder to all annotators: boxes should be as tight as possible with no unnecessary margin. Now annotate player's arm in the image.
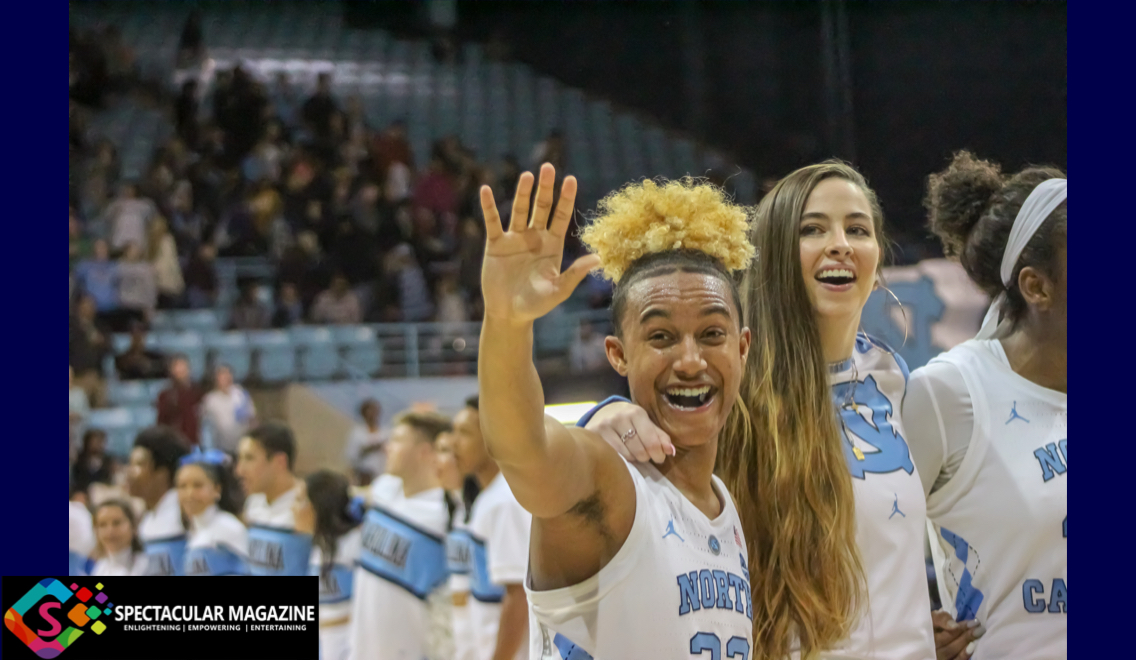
[477,165,628,520]
[491,584,529,660]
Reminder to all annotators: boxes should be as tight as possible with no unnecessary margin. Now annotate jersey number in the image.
[690,632,749,660]
[833,375,915,479]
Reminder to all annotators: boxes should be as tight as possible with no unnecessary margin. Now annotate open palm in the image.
[480,164,602,325]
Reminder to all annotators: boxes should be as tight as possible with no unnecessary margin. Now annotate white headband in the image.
[975,178,1067,339]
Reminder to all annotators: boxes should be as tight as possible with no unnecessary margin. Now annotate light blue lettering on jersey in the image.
[463,529,505,603]
[676,556,752,620]
[1033,439,1068,482]
[143,534,187,576]
[833,374,916,479]
[247,524,313,576]
[940,527,985,621]
[69,551,94,577]
[1022,578,1067,614]
[357,506,447,600]
[313,563,356,604]
[185,545,249,576]
[446,528,474,575]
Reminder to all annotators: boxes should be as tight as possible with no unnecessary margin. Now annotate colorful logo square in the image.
[4,578,112,658]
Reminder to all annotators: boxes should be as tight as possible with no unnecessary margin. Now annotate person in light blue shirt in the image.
[73,239,120,312]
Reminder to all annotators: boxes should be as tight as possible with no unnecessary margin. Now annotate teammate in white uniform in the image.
[236,421,312,576]
[177,451,249,576]
[68,495,95,576]
[437,430,481,660]
[450,397,532,660]
[127,426,191,576]
[292,470,364,660]
[477,167,755,658]
[91,500,148,576]
[905,152,1068,659]
[583,164,938,659]
[348,412,452,660]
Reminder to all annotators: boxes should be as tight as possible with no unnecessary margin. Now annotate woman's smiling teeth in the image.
[816,268,856,286]
[664,385,713,410]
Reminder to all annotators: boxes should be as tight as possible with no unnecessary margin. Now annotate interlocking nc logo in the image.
[4,579,113,658]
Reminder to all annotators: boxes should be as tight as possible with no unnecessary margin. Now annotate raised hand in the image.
[480,163,601,325]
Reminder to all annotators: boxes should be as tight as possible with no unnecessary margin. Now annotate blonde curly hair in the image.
[580,177,755,282]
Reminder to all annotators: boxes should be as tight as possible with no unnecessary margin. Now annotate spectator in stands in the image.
[156,354,204,446]
[272,283,304,328]
[530,128,566,171]
[201,364,257,456]
[102,183,157,255]
[175,80,200,150]
[115,321,167,381]
[369,244,434,323]
[344,399,387,486]
[457,216,485,299]
[74,239,120,314]
[568,321,610,374]
[168,180,206,260]
[73,429,118,494]
[176,8,205,69]
[270,71,302,133]
[371,119,414,182]
[278,231,332,313]
[70,366,91,460]
[435,273,468,326]
[70,208,92,271]
[228,279,272,330]
[311,273,362,325]
[70,295,110,407]
[148,216,185,309]
[117,242,158,322]
[184,243,218,309]
[302,72,340,142]
[79,140,120,222]
[413,146,459,218]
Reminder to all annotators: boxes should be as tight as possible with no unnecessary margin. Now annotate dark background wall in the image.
[349,0,1066,259]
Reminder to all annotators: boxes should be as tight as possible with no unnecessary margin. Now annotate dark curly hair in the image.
[925,150,1066,329]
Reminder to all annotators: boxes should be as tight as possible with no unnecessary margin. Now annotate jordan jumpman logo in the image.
[1006,401,1030,425]
[889,493,905,519]
[662,519,685,542]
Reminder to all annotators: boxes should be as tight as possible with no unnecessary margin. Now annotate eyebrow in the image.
[639,304,733,324]
[801,211,872,221]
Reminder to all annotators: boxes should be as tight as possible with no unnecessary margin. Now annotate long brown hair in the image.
[720,161,885,659]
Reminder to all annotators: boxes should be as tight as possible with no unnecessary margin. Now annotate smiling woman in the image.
[477,165,758,659]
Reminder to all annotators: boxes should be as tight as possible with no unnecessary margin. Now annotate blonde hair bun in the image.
[580,177,755,282]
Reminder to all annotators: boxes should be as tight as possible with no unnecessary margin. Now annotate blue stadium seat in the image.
[151,332,207,381]
[146,379,169,403]
[248,331,297,383]
[290,327,340,380]
[87,408,137,458]
[130,406,158,428]
[106,381,150,407]
[204,332,252,382]
[334,326,382,377]
[173,309,223,333]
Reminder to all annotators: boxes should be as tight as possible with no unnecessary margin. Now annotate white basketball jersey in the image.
[465,473,531,660]
[185,505,250,576]
[348,475,450,660]
[138,488,187,576]
[823,333,935,660]
[69,501,95,576]
[446,499,478,660]
[312,527,362,660]
[925,339,1067,659]
[527,459,753,660]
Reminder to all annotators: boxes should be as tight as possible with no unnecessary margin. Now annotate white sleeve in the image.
[903,361,974,498]
[486,498,532,586]
[69,503,95,556]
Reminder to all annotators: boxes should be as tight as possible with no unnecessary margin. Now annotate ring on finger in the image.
[621,428,637,443]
